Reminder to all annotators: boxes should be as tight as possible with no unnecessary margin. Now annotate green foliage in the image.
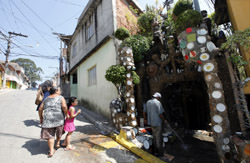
[208,12,215,25]
[220,28,250,66]
[105,65,140,86]
[132,71,140,84]
[105,65,126,85]
[174,9,202,33]
[115,27,131,40]
[11,58,43,83]
[137,11,156,37]
[163,11,176,36]
[129,5,139,15]
[173,0,193,17]
[122,35,151,62]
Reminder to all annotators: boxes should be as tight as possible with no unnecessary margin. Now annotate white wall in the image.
[77,39,118,118]
[70,0,114,70]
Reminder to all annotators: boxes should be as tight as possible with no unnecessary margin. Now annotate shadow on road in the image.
[75,124,101,135]
[22,139,48,155]
[23,119,40,128]
[106,148,138,162]
[0,132,35,140]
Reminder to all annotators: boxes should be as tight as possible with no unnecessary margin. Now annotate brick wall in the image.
[116,0,139,34]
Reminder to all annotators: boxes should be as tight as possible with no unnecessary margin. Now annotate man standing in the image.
[143,92,165,158]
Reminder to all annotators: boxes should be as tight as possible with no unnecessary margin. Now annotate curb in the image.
[79,106,167,163]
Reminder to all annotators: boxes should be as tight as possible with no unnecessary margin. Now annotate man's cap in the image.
[153,92,161,98]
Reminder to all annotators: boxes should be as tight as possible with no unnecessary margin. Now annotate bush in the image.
[137,11,156,37]
[105,65,126,85]
[174,9,202,33]
[173,0,193,17]
[115,27,130,40]
[122,35,151,62]
[105,65,140,86]
[132,71,140,84]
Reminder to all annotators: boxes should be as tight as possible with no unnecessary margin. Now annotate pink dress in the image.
[64,106,76,132]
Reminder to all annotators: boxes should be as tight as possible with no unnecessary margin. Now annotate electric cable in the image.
[56,0,82,7]
[20,0,54,32]
[7,0,21,32]
[11,41,58,59]
[0,0,14,31]
[10,52,59,59]
[11,0,59,53]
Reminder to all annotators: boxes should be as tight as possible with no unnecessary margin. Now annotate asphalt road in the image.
[0,89,139,163]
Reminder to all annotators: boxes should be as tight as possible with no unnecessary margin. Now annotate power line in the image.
[1,31,28,88]
[55,9,82,27]
[10,52,59,59]
[56,0,82,7]
[11,41,58,59]
[0,0,14,31]
[7,0,21,31]
[20,0,54,32]
[10,0,59,53]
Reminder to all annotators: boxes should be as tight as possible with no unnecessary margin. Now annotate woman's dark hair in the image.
[68,96,77,108]
[41,80,53,93]
[49,86,59,95]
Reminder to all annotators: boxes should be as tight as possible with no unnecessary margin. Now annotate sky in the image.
[0,0,214,84]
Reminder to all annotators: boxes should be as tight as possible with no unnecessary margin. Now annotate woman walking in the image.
[38,86,68,157]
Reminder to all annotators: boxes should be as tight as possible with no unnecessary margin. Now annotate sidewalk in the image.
[77,106,119,135]
[77,106,168,163]
[71,106,145,163]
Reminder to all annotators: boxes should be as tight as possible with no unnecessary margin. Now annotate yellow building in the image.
[226,0,250,93]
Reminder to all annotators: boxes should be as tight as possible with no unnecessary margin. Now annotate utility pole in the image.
[52,32,63,88]
[1,31,27,88]
[52,32,70,89]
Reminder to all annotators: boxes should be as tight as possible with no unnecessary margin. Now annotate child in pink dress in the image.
[62,97,81,150]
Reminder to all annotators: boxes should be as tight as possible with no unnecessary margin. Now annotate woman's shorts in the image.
[41,125,64,140]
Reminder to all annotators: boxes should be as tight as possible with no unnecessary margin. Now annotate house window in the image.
[72,72,77,84]
[72,42,77,58]
[88,65,96,86]
[86,15,94,40]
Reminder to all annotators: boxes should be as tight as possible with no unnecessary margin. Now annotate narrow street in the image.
[0,89,139,163]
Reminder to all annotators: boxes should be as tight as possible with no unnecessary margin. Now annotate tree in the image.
[11,58,43,86]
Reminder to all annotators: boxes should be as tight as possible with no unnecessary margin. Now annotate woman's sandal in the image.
[64,145,76,151]
[55,145,60,150]
[47,151,55,158]
[60,143,66,148]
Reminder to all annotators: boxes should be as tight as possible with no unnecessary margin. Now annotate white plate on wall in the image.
[187,42,194,50]
[223,138,230,144]
[216,103,226,112]
[212,91,222,99]
[206,41,217,52]
[213,125,223,133]
[197,28,208,35]
[189,51,197,58]
[214,82,221,89]
[203,63,215,72]
[197,36,207,44]
[212,115,223,123]
[200,53,210,61]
